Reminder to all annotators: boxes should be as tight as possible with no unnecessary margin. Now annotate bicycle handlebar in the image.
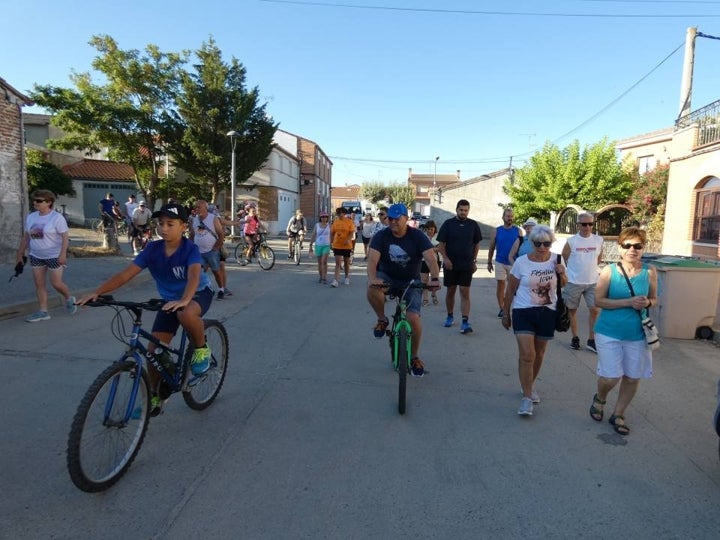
[85,295,167,311]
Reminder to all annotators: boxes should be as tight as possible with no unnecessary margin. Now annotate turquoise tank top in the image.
[594,264,649,341]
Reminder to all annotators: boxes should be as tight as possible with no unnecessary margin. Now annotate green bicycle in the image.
[380,281,430,415]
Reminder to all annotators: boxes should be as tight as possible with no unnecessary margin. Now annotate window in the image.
[694,177,720,243]
[637,155,655,174]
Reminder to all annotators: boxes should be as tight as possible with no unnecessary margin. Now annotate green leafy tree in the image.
[30,35,188,210]
[25,149,75,197]
[359,181,387,203]
[167,37,277,205]
[386,184,415,208]
[505,139,633,221]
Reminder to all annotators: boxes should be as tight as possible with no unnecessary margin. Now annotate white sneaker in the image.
[133,250,139,256]
[520,389,540,404]
[330,279,339,288]
[344,278,350,286]
[518,397,534,416]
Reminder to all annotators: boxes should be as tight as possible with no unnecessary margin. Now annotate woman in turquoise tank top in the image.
[588,227,658,436]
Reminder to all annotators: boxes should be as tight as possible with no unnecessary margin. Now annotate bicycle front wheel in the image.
[257,244,275,270]
[67,360,150,492]
[397,327,410,415]
[293,240,301,265]
[183,320,229,410]
[234,242,249,266]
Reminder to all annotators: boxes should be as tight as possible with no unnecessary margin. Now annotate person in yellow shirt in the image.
[330,207,356,287]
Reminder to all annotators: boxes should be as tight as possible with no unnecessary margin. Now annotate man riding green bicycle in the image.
[366,203,441,377]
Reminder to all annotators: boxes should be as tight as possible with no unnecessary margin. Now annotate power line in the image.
[260,0,720,18]
[331,40,685,167]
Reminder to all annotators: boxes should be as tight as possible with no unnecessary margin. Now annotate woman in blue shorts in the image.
[501,225,567,417]
[308,211,332,283]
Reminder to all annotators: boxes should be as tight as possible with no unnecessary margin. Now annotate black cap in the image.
[152,203,189,222]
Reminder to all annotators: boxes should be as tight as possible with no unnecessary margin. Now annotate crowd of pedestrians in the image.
[13,190,659,432]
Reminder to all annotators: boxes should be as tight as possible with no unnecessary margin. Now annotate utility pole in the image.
[678,26,697,120]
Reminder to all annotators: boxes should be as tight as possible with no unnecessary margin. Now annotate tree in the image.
[359,181,387,203]
[505,139,633,221]
[30,35,188,210]
[625,163,669,251]
[26,149,74,197]
[386,184,415,208]
[167,38,277,205]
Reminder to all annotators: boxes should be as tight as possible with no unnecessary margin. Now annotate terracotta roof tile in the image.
[62,159,135,181]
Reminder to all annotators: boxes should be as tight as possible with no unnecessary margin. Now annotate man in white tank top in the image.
[561,212,604,353]
[189,200,226,299]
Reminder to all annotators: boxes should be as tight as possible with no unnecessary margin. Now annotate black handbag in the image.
[555,254,571,332]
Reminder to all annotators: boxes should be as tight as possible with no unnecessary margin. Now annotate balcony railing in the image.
[675,98,720,148]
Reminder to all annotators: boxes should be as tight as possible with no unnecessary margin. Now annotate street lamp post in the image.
[433,156,439,205]
[227,130,240,238]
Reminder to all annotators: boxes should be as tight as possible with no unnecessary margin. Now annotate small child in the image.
[77,203,214,415]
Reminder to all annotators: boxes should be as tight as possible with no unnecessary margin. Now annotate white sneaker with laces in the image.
[330,279,339,288]
[518,397,534,416]
[344,278,350,285]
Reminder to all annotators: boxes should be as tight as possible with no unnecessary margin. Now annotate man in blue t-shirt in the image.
[436,199,483,334]
[367,203,441,377]
[487,208,521,319]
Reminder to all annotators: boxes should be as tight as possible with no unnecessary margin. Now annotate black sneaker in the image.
[217,290,225,300]
[497,310,504,319]
[586,339,597,353]
[570,336,580,350]
[373,318,389,339]
[411,358,425,377]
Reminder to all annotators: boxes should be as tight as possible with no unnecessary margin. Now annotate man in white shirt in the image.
[189,200,227,299]
[130,201,153,255]
[124,194,138,234]
[561,212,604,352]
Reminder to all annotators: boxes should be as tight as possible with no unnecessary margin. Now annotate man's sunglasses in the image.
[533,241,552,248]
[620,242,644,250]
[33,199,47,203]
[578,222,593,227]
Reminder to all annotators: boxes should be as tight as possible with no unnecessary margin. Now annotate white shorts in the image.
[595,332,653,379]
[494,262,512,281]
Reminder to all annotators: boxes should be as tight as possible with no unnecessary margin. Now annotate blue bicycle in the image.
[66,296,229,492]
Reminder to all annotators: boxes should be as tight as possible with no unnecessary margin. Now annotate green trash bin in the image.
[645,257,720,339]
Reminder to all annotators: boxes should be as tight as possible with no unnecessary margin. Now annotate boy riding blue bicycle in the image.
[77,203,215,415]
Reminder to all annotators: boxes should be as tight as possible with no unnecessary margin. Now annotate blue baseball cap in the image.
[386,203,408,219]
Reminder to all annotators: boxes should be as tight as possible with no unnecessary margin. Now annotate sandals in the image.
[422,299,430,307]
[609,414,630,435]
[589,393,606,422]
[432,293,439,305]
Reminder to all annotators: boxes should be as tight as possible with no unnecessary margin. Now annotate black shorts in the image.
[443,268,474,287]
[511,306,555,340]
[333,249,352,258]
[151,287,213,335]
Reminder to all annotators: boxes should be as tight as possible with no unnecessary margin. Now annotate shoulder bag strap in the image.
[556,254,563,300]
[617,262,645,319]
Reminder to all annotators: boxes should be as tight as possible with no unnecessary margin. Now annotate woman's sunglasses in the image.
[620,243,644,250]
[533,241,552,248]
[33,199,47,203]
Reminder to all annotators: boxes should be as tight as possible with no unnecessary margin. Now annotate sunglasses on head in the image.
[620,242,644,250]
[578,222,593,227]
[33,199,47,203]
[533,241,552,248]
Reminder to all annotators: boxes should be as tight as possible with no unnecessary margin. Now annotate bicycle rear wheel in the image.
[183,320,229,410]
[234,242,249,266]
[257,243,275,270]
[67,359,150,492]
[397,327,410,415]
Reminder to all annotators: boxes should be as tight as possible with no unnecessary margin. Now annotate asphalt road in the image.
[1,248,719,539]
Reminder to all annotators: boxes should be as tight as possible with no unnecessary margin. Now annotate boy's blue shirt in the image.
[134,238,211,300]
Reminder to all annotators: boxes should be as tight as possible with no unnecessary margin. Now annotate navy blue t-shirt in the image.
[369,227,433,281]
[436,217,483,271]
[134,237,210,300]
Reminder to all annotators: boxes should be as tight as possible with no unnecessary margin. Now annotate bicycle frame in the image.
[105,308,191,425]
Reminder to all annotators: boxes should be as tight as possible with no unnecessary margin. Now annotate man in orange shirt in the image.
[330,207,356,287]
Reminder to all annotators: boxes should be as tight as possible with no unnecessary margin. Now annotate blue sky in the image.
[3,0,720,184]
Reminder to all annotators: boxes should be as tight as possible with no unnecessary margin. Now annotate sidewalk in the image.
[0,228,145,320]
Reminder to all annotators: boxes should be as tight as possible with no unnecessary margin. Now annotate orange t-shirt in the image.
[331,217,356,249]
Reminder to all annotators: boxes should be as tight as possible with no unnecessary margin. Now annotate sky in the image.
[3,0,720,185]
